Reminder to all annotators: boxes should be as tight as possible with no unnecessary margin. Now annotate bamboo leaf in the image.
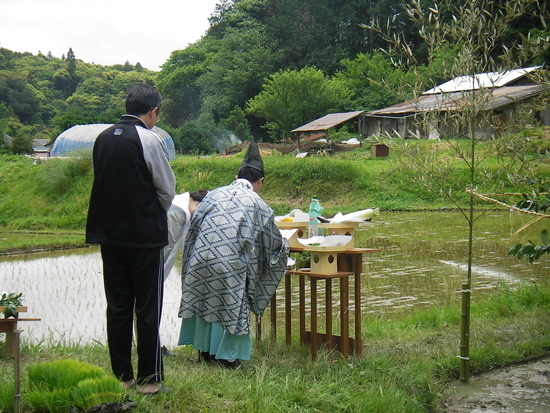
[541,229,549,245]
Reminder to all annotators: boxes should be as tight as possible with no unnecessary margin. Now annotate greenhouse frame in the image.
[51,124,176,160]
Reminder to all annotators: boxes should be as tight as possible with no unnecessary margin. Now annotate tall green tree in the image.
[156,39,220,126]
[246,66,350,146]
[0,70,41,124]
[334,52,415,111]
[66,48,77,95]
[198,24,280,120]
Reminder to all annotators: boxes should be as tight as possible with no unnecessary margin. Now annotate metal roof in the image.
[423,66,541,95]
[51,124,176,160]
[291,111,365,133]
[366,85,545,117]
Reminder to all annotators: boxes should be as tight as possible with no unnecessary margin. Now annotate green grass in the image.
[0,230,86,253]
[1,280,549,412]
[2,133,548,239]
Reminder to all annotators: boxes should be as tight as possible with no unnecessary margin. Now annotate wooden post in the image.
[13,330,21,413]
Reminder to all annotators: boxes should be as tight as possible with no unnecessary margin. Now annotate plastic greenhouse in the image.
[51,124,176,160]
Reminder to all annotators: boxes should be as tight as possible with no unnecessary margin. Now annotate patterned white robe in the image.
[178,179,289,336]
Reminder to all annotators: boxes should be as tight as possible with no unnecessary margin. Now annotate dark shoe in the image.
[215,358,245,369]
[198,350,214,363]
[161,345,176,357]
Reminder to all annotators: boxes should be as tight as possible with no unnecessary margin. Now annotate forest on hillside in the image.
[0,0,548,155]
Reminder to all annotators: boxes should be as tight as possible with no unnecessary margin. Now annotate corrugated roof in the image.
[291,111,365,132]
[423,66,541,94]
[366,85,545,117]
[51,124,176,160]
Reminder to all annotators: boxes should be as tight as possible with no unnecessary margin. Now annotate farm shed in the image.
[32,139,52,157]
[51,124,176,160]
[363,66,550,139]
[292,111,366,141]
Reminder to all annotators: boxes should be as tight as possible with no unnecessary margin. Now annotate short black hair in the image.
[125,83,162,116]
[237,166,264,183]
[189,189,208,202]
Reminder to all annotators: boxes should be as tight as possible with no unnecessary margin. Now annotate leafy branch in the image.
[508,184,550,262]
[509,229,550,262]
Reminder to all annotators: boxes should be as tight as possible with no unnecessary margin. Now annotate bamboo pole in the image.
[459,283,471,382]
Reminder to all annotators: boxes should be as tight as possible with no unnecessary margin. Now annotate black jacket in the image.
[85,115,175,248]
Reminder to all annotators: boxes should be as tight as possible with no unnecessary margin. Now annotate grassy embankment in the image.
[1,134,549,412]
[2,134,548,251]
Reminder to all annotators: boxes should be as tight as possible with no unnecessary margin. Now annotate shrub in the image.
[38,155,92,200]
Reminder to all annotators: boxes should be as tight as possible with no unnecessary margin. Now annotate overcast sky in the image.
[0,0,220,71]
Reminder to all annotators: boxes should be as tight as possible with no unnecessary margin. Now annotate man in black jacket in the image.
[86,83,175,395]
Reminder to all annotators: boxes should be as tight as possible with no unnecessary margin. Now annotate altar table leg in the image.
[340,276,350,357]
[285,272,292,345]
[299,275,305,345]
[326,278,333,351]
[310,277,318,360]
[256,315,262,342]
[354,256,363,355]
[270,294,277,341]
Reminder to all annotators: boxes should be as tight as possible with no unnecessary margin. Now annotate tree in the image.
[53,69,71,94]
[246,66,349,147]
[176,116,216,155]
[198,25,281,120]
[66,48,77,95]
[156,39,220,126]
[366,0,550,382]
[11,132,34,154]
[264,0,365,73]
[219,105,252,142]
[0,70,41,123]
[334,51,413,111]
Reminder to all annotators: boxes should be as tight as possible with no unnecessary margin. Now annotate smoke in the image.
[211,131,242,153]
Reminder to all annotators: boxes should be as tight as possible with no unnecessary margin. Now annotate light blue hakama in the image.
[178,317,252,360]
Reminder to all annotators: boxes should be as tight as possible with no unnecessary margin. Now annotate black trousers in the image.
[100,244,164,385]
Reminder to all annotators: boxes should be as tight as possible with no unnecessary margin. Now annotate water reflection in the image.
[357,210,549,315]
[0,248,183,347]
[1,211,548,346]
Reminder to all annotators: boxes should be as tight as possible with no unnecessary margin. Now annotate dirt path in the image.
[441,355,550,412]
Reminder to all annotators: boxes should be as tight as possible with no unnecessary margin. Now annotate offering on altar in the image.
[324,208,379,223]
[296,235,352,273]
[275,210,309,237]
[297,235,353,251]
[275,209,309,223]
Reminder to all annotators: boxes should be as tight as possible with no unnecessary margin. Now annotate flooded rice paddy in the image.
[1,211,548,347]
